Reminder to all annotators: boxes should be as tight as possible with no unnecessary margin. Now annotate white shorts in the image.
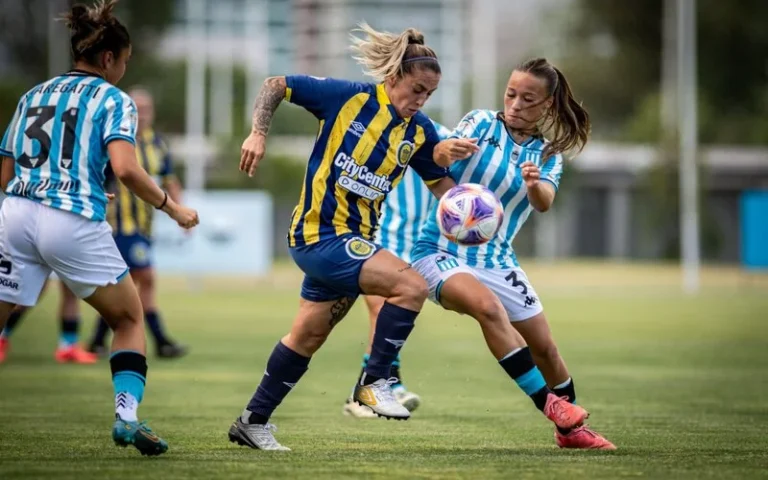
[413,253,544,322]
[0,196,129,306]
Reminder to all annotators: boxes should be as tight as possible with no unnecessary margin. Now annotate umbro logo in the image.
[348,121,366,138]
[385,338,405,349]
[283,381,297,389]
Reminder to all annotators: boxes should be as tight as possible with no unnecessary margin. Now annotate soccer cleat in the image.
[342,397,378,418]
[353,377,411,420]
[87,343,108,358]
[393,385,421,413]
[113,416,169,456]
[157,342,189,359]
[543,394,589,430]
[0,337,8,364]
[555,425,617,450]
[228,418,290,451]
[55,345,98,364]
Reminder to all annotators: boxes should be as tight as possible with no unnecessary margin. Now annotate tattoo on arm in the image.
[252,76,287,135]
[329,297,355,327]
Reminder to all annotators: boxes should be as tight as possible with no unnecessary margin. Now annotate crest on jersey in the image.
[345,237,376,260]
[396,140,415,167]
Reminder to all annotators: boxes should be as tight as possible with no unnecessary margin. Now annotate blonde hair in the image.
[350,23,439,82]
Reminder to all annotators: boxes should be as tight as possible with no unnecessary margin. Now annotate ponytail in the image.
[350,23,440,82]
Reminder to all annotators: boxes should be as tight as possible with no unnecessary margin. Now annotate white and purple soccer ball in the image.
[437,183,504,246]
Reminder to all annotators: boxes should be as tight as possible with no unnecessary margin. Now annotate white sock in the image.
[115,392,139,422]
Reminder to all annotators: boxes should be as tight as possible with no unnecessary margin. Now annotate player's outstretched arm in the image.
[240,76,287,177]
[426,176,456,200]
[433,138,479,167]
[108,139,199,229]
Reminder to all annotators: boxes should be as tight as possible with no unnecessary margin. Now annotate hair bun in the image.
[404,28,425,45]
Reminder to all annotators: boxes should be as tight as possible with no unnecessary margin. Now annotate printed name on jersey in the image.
[334,152,392,200]
[396,140,415,167]
[347,121,366,138]
[10,179,81,197]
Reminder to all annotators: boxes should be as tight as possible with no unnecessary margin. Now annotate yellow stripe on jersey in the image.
[299,92,370,244]
[289,119,324,246]
[338,103,392,238]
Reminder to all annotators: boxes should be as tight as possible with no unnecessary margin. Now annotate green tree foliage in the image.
[561,0,768,144]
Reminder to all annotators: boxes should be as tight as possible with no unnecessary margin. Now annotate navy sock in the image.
[60,317,80,346]
[91,317,110,346]
[498,347,551,411]
[553,377,577,434]
[364,303,417,383]
[553,377,576,404]
[144,311,170,346]
[245,341,310,424]
[1,309,25,338]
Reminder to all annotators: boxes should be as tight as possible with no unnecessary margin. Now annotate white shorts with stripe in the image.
[413,252,543,322]
[0,196,128,305]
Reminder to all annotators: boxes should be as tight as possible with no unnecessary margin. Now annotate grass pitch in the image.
[1,261,767,479]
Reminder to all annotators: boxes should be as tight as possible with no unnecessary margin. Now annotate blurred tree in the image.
[560,0,768,144]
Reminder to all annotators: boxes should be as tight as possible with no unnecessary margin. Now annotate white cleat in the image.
[353,377,411,420]
[342,397,378,418]
[393,386,421,413]
[228,416,291,451]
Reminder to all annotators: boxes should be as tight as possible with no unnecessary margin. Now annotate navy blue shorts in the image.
[289,234,381,302]
[114,234,152,270]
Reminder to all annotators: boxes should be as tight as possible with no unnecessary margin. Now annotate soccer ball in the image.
[437,183,504,246]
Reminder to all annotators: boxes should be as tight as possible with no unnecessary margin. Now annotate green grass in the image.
[1,262,767,479]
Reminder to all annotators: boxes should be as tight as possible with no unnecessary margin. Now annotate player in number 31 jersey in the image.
[0,0,198,456]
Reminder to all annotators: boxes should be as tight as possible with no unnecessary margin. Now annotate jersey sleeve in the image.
[448,109,495,140]
[0,98,24,157]
[102,91,138,146]
[540,153,564,191]
[284,75,366,119]
[409,119,450,185]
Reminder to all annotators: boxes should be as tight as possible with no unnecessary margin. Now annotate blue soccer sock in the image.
[110,350,147,422]
[364,302,418,383]
[59,317,80,347]
[498,347,551,411]
[245,341,310,424]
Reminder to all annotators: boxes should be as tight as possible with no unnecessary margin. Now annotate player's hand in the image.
[520,161,541,189]
[106,193,115,203]
[240,131,267,177]
[434,138,480,167]
[165,202,199,229]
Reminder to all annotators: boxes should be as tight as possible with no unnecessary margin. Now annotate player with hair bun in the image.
[0,0,198,456]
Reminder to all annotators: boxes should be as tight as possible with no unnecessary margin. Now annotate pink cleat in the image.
[0,337,8,363]
[543,394,589,430]
[556,425,617,450]
[55,345,98,364]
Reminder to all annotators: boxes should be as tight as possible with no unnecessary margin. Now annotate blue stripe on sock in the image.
[60,332,78,346]
[110,349,141,360]
[113,371,146,403]
[515,367,547,396]
[361,353,370,368]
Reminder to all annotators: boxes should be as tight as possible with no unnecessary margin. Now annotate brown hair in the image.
[60,0,130,66]
[515,58,591,157]
[350,23,440,82]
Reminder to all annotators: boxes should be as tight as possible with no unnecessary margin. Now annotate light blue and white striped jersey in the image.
[374,120,451,263]
[412,109,564,268]
[0,71,138,221]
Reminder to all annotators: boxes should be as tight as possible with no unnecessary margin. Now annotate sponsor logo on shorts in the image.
[435,255,459,272]
[130,242,149,265]
[524,295,538,307]
[0,278,19,290]
[345,237,376,260]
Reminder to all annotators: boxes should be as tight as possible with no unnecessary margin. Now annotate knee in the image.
[392,274,428,308]
[471,296,507,326]
[290,327,331,356]
[529,339,560,363]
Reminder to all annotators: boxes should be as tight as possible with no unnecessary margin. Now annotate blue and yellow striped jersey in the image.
[284,75,448,247]
[105,128,173,237]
